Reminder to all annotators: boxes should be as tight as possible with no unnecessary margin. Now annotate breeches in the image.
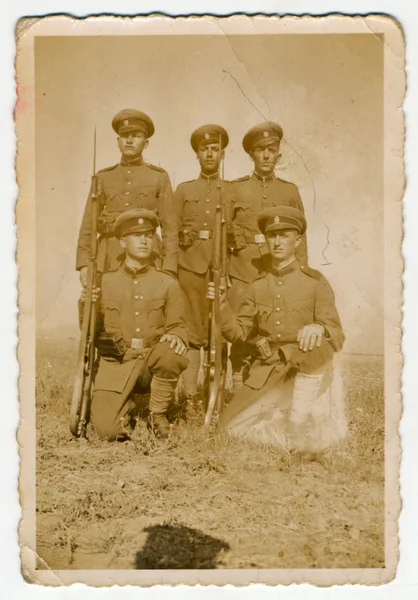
[90,341,188,440]
[178,267,209,348]
[218,341,334,431]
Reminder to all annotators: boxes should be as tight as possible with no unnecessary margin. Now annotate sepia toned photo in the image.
[16,14,404,586]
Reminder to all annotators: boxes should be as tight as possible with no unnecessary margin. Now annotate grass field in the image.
[35,338,385,570]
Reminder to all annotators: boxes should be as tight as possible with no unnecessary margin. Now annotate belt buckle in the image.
[254,233,266,244]
[131,338,145,350]
[199,230,211,240]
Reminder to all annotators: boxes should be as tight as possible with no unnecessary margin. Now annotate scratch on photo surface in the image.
[321,223,332,266]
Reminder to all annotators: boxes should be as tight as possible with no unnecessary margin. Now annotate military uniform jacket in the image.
[76,158,178,274]
[220,260,344,387]
[96,263,188,350]
[174,174,228,274]
[228,173,308,283]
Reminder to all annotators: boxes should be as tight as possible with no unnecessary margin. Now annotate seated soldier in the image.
[83,209,189,441]
[208,206,346,453]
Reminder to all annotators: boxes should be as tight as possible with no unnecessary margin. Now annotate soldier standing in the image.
[228,122,308,391]
[174,125,229,401]
[76,109,178,284]
[208,206,345,453]
[83,209,189,441]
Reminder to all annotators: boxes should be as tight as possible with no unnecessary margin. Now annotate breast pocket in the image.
[234,202,253,226]
[104,300,122,331]
[102,192,123,213]
[288,299,314,328]
[134,189,157,210]
[183,197,200,218]
[257,303,273,335]
[146,297,166,328]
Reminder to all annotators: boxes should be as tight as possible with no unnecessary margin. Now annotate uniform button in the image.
[134,295,139,300]
[127,181,132,185]
[126,191,130,196]
[204,222,208,226]
[278,281,283,286]
[135,311,139,316]
[276,320,281,325]
[134,280,138,284]
[125,202,130,207]
[301,266,305,270]
[136,328,140,333]
[140,295,143,299]
[277,334,282,339]
[183,229,188,233]
[276,294,281,299]
[206,210,210,214]
[263,195,267,199]
[276,307,281,312]
[127,170,131,174]
[206,198,210,203]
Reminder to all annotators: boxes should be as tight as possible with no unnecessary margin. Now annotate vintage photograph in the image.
[16,15,404,586]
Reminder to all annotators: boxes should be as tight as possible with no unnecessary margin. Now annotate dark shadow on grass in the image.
[134,523,230,569]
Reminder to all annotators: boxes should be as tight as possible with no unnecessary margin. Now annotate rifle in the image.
[69,129,100,437]
[203,142,228,433]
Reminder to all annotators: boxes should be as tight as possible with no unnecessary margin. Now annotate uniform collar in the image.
[120,155,144,167]
[271,258,299,277]
[122,261,152,277]
[252,170,275,183]
[199,172,219,181]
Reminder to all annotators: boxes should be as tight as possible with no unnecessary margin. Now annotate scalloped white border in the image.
[5,3,415,596]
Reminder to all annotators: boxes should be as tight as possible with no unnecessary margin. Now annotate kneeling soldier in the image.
[208,206,345,451]
[84,209,189,441]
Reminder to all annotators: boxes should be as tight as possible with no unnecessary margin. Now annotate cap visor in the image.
[253,136,281,149]
[118,125,147,136]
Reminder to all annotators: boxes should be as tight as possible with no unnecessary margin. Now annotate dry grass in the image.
[36,339,385,570]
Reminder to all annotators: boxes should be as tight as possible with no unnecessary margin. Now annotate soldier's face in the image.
[120,232,154,261]
[266,229,301,262]
[117,131,149,160]
[197,143,223,175]
[251,142,281,176]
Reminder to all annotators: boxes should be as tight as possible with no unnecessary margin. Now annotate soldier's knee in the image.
[295,341,334,374]
[151,341,189,379]
[90,392,133,441]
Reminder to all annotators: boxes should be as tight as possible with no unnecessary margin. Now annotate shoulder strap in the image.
[300,265,323,280]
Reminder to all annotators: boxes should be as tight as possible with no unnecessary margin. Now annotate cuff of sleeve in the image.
[279,344,294,363]
[313,322,330,339]
[162,257,178,276]
[76,255,88,271]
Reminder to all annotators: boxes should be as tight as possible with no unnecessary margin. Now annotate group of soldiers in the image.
[77,108,345,450]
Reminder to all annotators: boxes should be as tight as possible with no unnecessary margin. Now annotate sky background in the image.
[35,33,383,354]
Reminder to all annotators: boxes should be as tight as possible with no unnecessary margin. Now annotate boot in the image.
[181,348,201,396]
[148,377,178,439]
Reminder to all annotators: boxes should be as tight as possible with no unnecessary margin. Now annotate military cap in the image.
[242,121,283,154]
[114,209,160,239]
[257,206,307,236]
[190,124,229,153]
[112,109,155,138]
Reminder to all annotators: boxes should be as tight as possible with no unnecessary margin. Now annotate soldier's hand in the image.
[160,334,187,356]
[79,266,88,288]
[80,286,100,303]
[206,281,227,302]
[297,323,325,352]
